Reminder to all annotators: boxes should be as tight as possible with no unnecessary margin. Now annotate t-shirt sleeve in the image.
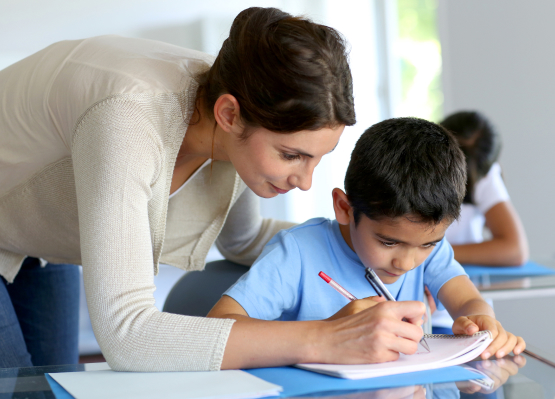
[223,230,302,320]
[423,238,468,309]
[474,162,510,214]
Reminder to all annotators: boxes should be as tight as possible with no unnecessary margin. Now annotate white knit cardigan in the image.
[0,36,293,371]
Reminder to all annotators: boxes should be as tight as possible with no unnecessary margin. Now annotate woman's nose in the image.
[290,164,314,191]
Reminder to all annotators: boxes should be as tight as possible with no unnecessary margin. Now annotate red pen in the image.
[319,271,357,302]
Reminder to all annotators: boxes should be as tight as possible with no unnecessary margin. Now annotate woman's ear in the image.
[213,94,242,134]
[332,188,353,225]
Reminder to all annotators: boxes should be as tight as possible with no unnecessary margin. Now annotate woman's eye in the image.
[282,153,301,161]
[380,241,397,248]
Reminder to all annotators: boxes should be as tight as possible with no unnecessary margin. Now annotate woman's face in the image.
[226,125,344,198]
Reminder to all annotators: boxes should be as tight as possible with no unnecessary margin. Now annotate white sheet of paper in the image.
[48,369,282,399]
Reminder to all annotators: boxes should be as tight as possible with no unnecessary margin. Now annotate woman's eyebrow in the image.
[282,146,314,158]
[282,142,338,158]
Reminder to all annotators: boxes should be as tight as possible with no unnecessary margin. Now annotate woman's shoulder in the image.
[56,35,212,97]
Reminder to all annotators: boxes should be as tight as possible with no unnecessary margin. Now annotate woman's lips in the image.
[270,183,290,194]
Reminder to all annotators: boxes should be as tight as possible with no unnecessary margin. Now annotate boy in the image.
[208,117,525,360]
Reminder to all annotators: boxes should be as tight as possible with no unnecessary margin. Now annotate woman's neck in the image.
[176,102,228,167]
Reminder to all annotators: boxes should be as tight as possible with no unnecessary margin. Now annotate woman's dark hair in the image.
[440,111,501,204]
[197,7,356,136]
[344,118,466,225]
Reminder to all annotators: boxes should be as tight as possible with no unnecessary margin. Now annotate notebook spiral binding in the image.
[424,331,491,339]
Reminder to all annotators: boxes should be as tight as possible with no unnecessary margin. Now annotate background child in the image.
[431,111,529,334]
[442,110,528,266]
[208,117,525,360]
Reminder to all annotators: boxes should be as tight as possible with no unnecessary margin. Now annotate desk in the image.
[0,354,553,399]
[473,273,555,360]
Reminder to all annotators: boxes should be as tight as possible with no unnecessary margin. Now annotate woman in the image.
[0,7,425,371]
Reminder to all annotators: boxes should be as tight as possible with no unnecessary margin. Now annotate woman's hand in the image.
[219,299,426,369]
[452,314,526,359]
[315,300,426,365]
[325,296,386,321]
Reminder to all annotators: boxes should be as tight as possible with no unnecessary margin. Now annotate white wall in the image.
[438,1,555,264]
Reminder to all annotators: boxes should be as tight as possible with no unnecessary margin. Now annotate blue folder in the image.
[463,260,555,278]
[245,366,481,397]
[46,365,481,399]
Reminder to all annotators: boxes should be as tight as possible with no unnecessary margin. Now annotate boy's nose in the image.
[392,256,416,272]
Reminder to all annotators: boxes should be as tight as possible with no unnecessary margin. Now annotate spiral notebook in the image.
[296,331,493,380]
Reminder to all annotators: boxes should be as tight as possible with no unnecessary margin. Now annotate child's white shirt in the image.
[445,162,510,245]
[434,162,509,328]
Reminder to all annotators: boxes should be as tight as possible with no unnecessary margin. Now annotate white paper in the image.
[297,331,493,379]
[48,369,282,399]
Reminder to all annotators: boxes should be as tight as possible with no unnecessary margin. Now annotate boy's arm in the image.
[208,295,249,319]
[438,275,525,359]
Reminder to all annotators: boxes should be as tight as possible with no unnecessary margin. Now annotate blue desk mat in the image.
[463,260,555,278]
[46,366,481,399]
[45,374,73,399]
[245,366,481,397]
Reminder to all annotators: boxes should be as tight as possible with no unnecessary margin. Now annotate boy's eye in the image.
[380,241,397,248]
[422,243,438,249]
[281,153,301,161]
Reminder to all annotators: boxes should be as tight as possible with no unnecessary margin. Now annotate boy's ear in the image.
[213,94,242,135]
[332,188,352,225]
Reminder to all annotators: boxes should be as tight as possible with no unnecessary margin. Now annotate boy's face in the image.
[347,214,450,284]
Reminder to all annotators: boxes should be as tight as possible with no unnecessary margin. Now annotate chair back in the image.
[162,260,248,316]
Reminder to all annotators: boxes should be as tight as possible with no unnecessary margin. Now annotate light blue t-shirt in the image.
[224,218,467,321]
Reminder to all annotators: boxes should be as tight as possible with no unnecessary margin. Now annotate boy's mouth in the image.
[383,270,401,277]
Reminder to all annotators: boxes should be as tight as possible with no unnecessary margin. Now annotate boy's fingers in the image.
[483,326,508,359]
[494,333,517,358]
[452,317,479,335]
[512,336,526,355]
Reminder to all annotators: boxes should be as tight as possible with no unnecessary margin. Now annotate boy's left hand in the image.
[452,314,526,359]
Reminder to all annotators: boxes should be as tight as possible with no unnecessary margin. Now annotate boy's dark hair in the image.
[440,111,501,205]
[345,117,466,225]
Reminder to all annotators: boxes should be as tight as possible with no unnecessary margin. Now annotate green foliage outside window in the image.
[397,0,443,122]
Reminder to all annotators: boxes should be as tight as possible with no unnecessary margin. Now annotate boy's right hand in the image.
[325,295,387,321]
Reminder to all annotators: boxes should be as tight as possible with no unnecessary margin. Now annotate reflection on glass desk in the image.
[472,274,555,293]
[1,354,553,399]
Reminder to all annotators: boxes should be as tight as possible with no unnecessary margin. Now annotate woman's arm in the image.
[451,201,529,266]
[73,100,237,372]
[208,295,427,369]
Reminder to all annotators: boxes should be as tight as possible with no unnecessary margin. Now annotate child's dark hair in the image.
[345,117,466,225]
[440,111,501,204]
[198,7,356,136]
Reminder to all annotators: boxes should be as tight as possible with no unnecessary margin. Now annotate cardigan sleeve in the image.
[72,99,235,372]
[216,187,296,266]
